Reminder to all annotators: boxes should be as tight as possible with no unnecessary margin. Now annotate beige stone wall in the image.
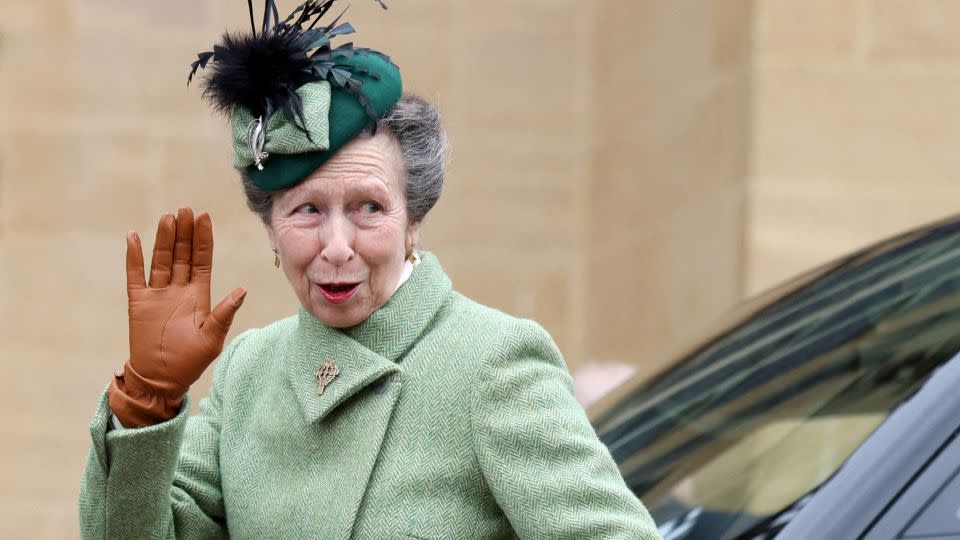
[749,0,960,293]
[586,1,752,374]
[0,1,750,536]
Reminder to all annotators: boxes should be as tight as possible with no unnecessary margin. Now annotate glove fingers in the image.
[125,230,146,292]
[204,287,247,338]
[171,207,195,285]
[191,212,214,286]
[149,213,176,288]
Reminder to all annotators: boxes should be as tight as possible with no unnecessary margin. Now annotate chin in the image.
[311,303,370,329]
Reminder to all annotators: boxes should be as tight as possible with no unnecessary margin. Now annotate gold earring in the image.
[406,241,417,263]
[273,248,280,268]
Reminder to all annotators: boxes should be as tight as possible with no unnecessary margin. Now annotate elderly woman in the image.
[79,2,661,539]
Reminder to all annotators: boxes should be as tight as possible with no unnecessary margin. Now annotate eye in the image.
[295,203,319,214]
[360,202,382,214]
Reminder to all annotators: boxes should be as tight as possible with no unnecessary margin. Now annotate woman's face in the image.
[267,130,418,328]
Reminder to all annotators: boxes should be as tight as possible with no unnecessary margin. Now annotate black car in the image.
[590,216,960,540]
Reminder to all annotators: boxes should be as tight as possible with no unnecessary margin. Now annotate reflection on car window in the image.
[592,220,960,540]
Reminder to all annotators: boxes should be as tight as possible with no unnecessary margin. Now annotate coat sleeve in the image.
[79,330,254,539]
[470,319,662,540]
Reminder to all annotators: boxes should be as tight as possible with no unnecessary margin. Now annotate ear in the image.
[406,220,421,248]
[265,220,277,251]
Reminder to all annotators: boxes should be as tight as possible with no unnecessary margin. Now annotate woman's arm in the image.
[79,330,253,539]
[471,319,662,540]
[79,207,247,538]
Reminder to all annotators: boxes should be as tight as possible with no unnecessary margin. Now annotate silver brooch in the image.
[247,115,269,170]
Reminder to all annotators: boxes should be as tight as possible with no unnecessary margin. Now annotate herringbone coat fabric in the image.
[79,253,661,539]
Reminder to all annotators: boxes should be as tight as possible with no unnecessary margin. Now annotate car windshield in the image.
[590,218,960,540]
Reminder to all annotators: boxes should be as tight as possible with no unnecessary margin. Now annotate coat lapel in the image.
[286,317,399,423]
[281,253,453,538]
[284,252,452,423]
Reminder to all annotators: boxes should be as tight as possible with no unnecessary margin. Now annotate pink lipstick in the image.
[316,282,360,304]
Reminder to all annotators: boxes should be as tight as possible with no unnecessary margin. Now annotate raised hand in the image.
[109,207,246,427]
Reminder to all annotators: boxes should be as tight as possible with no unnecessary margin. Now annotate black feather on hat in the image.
[187,0,393,139]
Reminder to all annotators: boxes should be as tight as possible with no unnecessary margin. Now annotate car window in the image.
[592,219,960,540]
[681,414,884,515]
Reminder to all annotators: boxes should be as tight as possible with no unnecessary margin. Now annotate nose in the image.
[320,215,355,266]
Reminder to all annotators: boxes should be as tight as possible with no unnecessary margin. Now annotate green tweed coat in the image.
[79,253,661,539]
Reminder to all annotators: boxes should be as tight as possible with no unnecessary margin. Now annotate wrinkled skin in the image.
[268,130,420,329]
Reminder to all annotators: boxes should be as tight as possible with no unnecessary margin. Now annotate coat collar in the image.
[285,252,452,423]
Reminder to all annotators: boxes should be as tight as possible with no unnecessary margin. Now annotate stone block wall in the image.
[586,1,751,372]
[749,0,960,292]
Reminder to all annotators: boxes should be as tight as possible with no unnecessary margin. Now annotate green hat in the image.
[188,0,402,192]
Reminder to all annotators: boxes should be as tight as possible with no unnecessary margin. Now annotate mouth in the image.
[315,282,362,304]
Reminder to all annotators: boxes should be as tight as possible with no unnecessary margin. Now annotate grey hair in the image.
[241,95,449,224]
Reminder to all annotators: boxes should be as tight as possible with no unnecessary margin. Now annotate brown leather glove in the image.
[109,207,247,428]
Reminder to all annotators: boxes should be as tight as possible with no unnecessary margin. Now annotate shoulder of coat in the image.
[234,314,298,349]
[217,314,299,377]
[437,292,558,363]
[442,292,521,334]
[445,292,550,334]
